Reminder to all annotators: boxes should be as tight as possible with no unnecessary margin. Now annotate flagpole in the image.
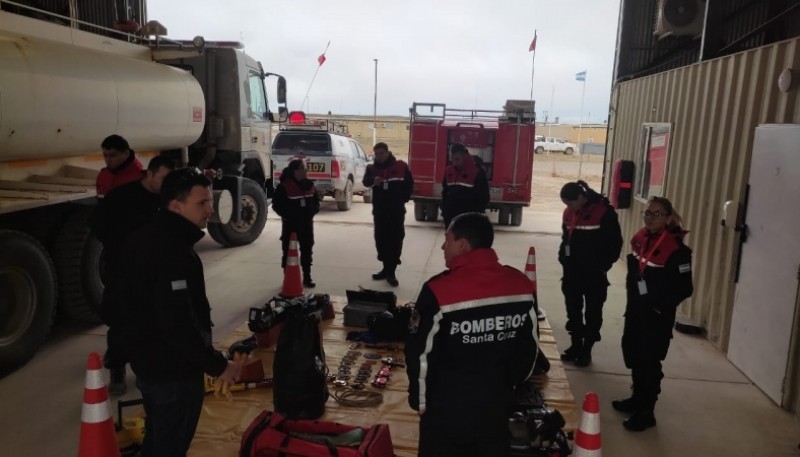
[529,30,537,103]
[302,41,331,113]
[577,72,586,179]
[373,58,378,147]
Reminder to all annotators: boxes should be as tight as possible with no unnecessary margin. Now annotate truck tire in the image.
[206,222,232,247]
[510,207,523,226]
[0,230,57,375]
[413,202,425,221]
[362,188,373,204]
[52,208,103,323]
[217,178,268,247]
[424,203,439,222]
[564,147,575,155]
[535,146,544,154]
[498,207,511,226]
[336,180,354,211]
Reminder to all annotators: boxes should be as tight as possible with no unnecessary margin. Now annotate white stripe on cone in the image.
[574,446,601,457]
[84,369,105,389]
[527,254,536,264]
[81,401,112,424]
[286,257,300,266]
[289,240,299,250]
[579,411,601,435]
[526,271,537,281]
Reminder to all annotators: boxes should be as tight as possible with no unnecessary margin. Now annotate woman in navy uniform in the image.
[558,180,623,366]
[613,196,693,431]
[272,159,320,288]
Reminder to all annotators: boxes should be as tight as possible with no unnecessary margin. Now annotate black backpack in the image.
[272,308,329,419]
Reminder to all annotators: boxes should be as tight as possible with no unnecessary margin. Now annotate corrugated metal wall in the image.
[605,36,800,352]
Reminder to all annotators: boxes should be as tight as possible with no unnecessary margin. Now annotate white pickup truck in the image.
[534,135,578,154]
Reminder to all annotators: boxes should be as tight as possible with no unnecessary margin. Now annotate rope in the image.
[331,388,383,408]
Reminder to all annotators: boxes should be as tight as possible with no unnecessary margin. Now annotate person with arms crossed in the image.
[613,197,693,431]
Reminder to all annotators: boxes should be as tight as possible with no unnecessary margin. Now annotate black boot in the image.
[303,275,316,288]
[109,366,127,396]
[612,397,638,414]
[560,336,582,362]
[623,410,656,431]
[384,264,399,287]
[372,267,388,280]
[575,339,595,367]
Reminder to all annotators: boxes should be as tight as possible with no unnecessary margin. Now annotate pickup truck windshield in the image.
[273,132,332,156]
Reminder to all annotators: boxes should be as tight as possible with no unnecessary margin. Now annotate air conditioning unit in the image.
[653,0,705,39]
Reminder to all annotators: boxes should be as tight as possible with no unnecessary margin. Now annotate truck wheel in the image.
[413,202,425,221]
[510,207,523,226]
[206,222,232,247]
[336,180,354,211]
[564,147,575,155]
[218,178,268,246]
[52,208,103,323]
[424,204,439,222]
[362,188,373,204]
[0,230,57,375]
[498,207,511,226]
[535,146,544,154]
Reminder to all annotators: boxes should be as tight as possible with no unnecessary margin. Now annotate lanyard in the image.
[567,211,580,242]
[638,230,668,275]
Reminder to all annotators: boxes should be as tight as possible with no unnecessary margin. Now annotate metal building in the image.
[605,0,800,415]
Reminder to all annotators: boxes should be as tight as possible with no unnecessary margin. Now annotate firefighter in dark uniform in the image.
[405,213,539,457]
[272,159,320,288]
[363,142,413,287]
[558,180,623,366]
[91,155,175,396]
[118,169,241,456]
[441,143,490,228]
[613,197,693,431]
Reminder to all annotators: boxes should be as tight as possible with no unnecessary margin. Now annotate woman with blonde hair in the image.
[613,196,694,431]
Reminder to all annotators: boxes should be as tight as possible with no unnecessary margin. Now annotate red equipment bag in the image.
[240,411,395,457]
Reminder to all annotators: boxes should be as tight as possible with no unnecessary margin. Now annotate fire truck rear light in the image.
[331,160,340,178]
[288,111,306,125]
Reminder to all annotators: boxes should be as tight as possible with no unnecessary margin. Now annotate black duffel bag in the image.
[367,305,415,342]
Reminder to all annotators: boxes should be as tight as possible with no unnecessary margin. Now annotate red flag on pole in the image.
[529,31,537,52]
[317,54,326,66]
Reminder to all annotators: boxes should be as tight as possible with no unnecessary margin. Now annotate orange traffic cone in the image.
[78,352,121,457]
[525,247,546,320]
[281,232,304,298]
[573,392,602,457]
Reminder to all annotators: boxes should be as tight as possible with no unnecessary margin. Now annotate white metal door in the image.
[728,124,800,406]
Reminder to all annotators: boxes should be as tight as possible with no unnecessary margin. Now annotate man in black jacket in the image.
[363,142,413,287]
[118,168,240,457]
[405,213,539,457]
[91,155,174,395]
[441,143,490,228]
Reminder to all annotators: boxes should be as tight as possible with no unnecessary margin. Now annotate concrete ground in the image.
[2,172,799,455]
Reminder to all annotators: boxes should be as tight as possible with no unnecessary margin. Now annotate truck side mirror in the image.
[278,106,288,122]
[277,76,287,104]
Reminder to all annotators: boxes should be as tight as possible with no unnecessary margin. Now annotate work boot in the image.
[623,411,657,431]
[303,276,316,288]
[575,340,594,367]
[612,397,638,414]
[560,336,582,362]
[387,275,399,287]
[109,366,127,396]
[372,270,388,280]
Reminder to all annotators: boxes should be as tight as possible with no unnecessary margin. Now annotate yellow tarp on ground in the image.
[190,298,577,457]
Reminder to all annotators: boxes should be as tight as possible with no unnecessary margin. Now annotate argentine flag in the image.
[575,71,586,81]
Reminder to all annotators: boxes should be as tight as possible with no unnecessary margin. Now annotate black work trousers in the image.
[136,376,205,457]
[561,268,609,342]
[280,220,314,275]
[373,208,405,273]
[622,310,673,412]
[418,413,510,457]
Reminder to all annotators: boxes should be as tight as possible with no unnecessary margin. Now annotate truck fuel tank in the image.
[0,31,205,161]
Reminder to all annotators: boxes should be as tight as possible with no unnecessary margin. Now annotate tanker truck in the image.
[0,1,288,373]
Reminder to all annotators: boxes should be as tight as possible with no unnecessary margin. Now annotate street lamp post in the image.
[373,58,378,147]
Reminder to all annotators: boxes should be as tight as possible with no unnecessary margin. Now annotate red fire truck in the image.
[407,101,535,226]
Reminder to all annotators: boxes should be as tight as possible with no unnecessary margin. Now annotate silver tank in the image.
[0,31,205,162]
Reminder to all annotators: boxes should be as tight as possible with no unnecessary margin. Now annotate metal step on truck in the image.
[0,0,287,374]
[407,100,536,226]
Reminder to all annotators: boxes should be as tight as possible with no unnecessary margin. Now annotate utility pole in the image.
[373,58,378,147]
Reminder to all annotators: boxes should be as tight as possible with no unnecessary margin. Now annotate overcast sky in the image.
[148,0,621,124]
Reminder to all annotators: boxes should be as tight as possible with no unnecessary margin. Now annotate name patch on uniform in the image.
[678,263,691,273]
[171,280,188,291]
[450,313,528,345]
